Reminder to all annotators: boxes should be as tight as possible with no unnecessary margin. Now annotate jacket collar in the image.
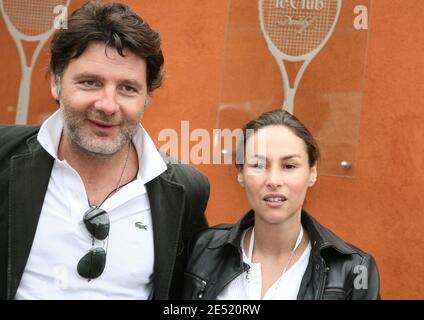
[209,209,356,256]
[208,211,254,249]
[301,211,356,256]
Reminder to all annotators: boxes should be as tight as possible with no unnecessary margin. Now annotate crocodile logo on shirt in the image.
[135,222,147,230]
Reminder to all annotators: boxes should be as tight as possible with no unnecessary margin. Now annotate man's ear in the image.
[143,95,151,112]
[50,74,60,101]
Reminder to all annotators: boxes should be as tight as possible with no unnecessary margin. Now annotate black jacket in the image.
[183,210,380,300]
[0,125,210,300]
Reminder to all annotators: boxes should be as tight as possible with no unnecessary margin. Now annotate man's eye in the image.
[80,80,99,87]
[121,85,137,94]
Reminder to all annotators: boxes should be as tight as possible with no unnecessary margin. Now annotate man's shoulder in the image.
[0,125,40,144]
[0,125,41,154]
[0,124,40,137]
[159,152,210,188]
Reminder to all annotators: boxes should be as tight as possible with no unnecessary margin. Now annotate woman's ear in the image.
[237,171,245,187]
[309,165,318,187]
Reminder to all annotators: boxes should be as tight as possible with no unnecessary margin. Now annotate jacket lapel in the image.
[146,167,185,300]
[7,137,54,299]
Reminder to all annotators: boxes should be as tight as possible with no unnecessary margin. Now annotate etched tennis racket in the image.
[259,0,342,114]
[0,0,71,124]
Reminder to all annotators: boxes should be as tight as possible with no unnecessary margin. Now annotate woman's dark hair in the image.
[236,109,320,169]
[49,1,164,94]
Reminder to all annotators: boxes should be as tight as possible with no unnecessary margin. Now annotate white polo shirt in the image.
[15,109,167,300]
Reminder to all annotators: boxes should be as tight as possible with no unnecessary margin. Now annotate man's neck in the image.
[59,133,128,170]
[57,132,139,206]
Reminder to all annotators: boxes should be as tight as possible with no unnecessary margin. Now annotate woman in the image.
[183,109,380,300]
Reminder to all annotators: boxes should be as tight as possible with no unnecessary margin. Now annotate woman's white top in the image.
[217,227,311,300]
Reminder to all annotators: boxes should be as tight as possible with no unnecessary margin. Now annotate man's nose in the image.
[93,86,119,115]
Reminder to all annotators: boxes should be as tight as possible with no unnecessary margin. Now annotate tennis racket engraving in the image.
[0,0,71,124]
[259,0,342,114]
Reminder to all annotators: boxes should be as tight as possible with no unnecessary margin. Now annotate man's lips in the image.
[88,119,119,129]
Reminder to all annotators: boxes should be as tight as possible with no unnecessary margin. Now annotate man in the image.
[0,1,209,300]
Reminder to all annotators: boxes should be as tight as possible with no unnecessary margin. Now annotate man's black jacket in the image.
[0,125,209,300]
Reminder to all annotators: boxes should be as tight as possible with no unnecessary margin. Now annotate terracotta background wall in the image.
[1,0,423,299]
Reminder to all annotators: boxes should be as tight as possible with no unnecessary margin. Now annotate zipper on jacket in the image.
[216,262,250,297]
[185,273,207,299]
[197,280,207,299]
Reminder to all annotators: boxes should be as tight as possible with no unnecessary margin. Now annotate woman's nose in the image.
[265,167,284,189]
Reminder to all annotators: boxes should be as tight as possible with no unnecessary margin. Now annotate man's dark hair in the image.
[236,109,320,169]
[49,1,164,94]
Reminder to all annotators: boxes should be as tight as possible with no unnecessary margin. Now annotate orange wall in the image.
[1,0,423,299]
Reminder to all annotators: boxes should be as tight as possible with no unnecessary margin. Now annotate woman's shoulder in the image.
[191,223,234,249]
[302,210,377,260]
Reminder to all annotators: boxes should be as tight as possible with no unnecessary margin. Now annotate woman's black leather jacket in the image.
[183,210,380,300]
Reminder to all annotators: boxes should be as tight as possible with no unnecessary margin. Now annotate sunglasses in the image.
[77,207,110,280]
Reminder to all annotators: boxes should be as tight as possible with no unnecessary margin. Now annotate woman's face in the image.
[238,125,317,225]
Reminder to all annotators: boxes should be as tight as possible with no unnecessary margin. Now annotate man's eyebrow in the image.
[72,72,143,88]
[72,72,102,80]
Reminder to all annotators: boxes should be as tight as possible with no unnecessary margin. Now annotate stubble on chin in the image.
[62,108,138,157]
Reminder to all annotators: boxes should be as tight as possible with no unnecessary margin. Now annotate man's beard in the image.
[61,100,140,156]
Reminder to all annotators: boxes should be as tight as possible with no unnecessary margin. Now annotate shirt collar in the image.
[37,109,167,185]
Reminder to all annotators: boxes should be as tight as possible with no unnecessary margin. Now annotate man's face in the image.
[51,42,149,155]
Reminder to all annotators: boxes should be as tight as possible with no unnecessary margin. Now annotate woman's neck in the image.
[245,212,304,259]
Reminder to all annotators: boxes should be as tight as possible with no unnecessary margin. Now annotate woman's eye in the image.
[284,164,297,170]
[250,163,266,170]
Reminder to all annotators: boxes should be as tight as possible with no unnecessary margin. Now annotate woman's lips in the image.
[263,194,287,208]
